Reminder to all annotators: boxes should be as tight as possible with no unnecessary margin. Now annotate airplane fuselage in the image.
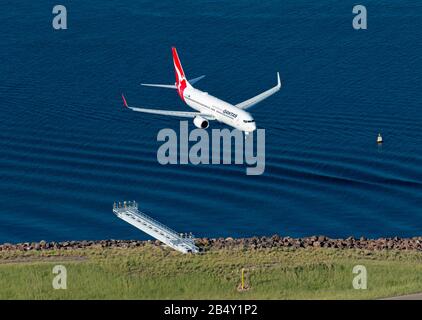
[183,86,257,132]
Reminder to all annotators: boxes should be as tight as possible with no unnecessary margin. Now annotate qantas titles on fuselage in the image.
[121,47,281,133]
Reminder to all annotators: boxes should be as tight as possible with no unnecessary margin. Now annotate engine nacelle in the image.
[193,116,209,129]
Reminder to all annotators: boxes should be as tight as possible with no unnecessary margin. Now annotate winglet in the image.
[276,72,281,89]
[121,93,128,108]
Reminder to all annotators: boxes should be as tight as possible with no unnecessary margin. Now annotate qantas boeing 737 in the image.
[121,47,281,134]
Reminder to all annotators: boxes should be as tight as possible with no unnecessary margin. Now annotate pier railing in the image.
[113,201,198,254]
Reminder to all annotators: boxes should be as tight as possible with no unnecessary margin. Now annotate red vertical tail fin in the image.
[172,47,189,100]
[172,47,186,81]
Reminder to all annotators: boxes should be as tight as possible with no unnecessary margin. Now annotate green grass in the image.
[1,245,422,299]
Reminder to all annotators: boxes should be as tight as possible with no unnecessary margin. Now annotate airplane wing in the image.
[235,72,281,110]
[121,94,214,120]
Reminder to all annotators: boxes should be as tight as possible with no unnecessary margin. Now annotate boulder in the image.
[313,241,321,248]
[318,235,327,242]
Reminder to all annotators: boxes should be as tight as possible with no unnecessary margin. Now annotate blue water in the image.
[1,1,421,242]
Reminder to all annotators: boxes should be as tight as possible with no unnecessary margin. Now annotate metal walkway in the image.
[113,201,199,254]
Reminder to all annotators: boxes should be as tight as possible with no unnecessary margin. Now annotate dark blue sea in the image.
[1,1,421,242]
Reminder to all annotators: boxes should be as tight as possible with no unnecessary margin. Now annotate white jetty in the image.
[113,201,199,254]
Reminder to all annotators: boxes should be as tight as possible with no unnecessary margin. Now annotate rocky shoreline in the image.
[1,235,422,252]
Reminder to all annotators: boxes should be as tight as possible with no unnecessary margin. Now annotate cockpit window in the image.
[243,120,255,123]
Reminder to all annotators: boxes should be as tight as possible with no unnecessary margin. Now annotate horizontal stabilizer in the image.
[140,83,177,89]
[141,75,205,89]
[188,75,206,85]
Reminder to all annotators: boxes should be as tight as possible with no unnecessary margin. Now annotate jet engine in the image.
[193,116,209,129]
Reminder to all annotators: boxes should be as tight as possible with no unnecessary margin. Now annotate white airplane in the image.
[121,47,281,134]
